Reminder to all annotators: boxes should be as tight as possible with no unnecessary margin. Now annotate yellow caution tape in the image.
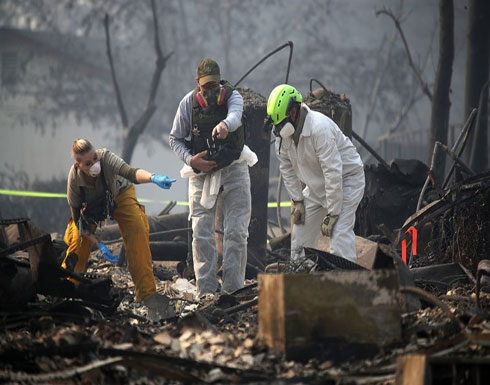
[0,189,67,198]
[0,189,187,205]
[0,189,291,207]
[268,201,291,208]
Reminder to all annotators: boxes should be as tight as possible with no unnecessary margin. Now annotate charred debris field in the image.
[1,89,490,384]
[2,171,490,385]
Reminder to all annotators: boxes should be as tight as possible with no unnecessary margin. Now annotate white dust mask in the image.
[279,122,295,138]
[89,161,101,177]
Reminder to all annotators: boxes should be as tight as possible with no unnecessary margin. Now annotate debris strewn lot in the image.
[2,229,490,384]
[1,159,490,384]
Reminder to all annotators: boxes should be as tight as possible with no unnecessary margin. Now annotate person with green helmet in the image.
[267,84,365,263]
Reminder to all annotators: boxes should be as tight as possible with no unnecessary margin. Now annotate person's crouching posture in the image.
[267,85,365,263]
[63,138,177,321]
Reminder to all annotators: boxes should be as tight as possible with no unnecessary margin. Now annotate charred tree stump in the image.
[241,88,269,273]
[429,0,454,186]
[304,84,352,139]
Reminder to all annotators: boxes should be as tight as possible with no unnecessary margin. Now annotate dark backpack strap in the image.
[99,163,109,192]
[74,164,86,204]
[79,186,86,204]
[75,162,114,222]
[99,163,116,219]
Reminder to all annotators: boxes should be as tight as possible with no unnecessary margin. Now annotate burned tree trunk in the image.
[241,89,269,269]
[464,0,490,172]
[104,0,173,164]
[428,0,454,186]
[376,8,432,102]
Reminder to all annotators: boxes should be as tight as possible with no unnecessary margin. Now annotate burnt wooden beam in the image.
[258,271,402,362]
[96,213,188,242]
[395,354,490,385]
[395,355,428,385]
[149,241,187,261]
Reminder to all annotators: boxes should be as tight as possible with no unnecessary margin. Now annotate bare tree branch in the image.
[105,0,173,162]
[152,134,171,150]
[121,0,173,162]
[389,23,436,134]
[376,7,433,101]
[359,28,397,139]
[360,0,406,139]
[390,92,424,133]
[104,13,128,128]
[146,0,173,105]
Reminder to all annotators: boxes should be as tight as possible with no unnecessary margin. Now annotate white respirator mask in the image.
[273,119,295,139]
[89,161,101,177]
[279,122,295,138]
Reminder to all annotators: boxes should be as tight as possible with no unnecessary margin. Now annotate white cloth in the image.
[180,145,257,209]
[276,104,365,261]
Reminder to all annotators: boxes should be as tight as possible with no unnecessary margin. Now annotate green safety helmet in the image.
[267,84,303,125]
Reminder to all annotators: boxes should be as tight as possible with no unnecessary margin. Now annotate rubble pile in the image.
[303,87,352,116]
[2,170,490,384]
[303,86,352,138]
[237,87,267,110]
[2,238,490,384]
[355,159,428,238]
[425,172,490,272]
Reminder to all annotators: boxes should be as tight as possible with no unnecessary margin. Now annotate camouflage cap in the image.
[196,58,221,86]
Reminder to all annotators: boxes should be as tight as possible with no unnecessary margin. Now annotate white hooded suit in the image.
[275,104,365,262]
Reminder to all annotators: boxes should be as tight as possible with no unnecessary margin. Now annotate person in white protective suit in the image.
[169,58,257,297]
[267,84,365,263]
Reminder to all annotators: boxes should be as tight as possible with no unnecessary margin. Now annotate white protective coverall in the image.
[276,104,365,262]
[169,89,256,296]
[180,148,257,295]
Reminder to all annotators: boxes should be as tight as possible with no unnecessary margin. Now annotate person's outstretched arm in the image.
[104,151,176,189]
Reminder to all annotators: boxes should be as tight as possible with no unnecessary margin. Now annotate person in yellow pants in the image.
[62,138,177,321]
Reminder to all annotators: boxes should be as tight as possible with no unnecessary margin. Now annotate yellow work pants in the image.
[62,185,156,301]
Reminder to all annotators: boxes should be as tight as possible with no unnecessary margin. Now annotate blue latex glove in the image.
[98,242,119,263]
[151,174,176,189]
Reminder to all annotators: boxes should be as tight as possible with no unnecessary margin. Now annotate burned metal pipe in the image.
[417,140,475,211]
[351,130,389,169]
[442,108,477,190]
[436,142,474,176]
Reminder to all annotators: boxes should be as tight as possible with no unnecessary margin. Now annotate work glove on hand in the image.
[151,174,176,189]
[98,241,119,263]
[320,214,339,237]
[291,200,305,225]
